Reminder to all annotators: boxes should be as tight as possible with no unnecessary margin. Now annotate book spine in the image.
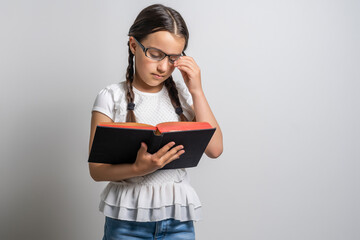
[147,134,163,154]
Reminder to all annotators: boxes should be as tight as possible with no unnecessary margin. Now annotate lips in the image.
[152,73,164,79]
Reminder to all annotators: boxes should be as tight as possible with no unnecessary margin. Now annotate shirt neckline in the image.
[132,84,166,96]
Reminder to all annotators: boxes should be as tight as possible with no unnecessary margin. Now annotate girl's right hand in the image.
[132,141,185,176]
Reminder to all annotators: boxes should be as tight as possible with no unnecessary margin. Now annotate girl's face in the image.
[129,31,186,93]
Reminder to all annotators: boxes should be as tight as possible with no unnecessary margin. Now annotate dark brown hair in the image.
[126,4,189,122]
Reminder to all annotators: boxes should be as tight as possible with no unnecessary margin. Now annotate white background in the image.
[1,0,359,239]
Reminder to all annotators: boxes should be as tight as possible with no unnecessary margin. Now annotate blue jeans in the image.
[102,217,195,240]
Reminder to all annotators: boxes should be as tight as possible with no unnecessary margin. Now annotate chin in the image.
[149,76,168,84]
[145,80,163,87]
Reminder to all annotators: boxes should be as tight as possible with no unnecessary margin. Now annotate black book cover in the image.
[88,125,216,169]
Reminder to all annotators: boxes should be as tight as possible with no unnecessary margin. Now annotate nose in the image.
[156,57,172,73]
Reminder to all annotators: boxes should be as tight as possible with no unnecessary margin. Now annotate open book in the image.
[88,121,216,169]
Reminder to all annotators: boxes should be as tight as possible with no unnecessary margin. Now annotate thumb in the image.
[139,142,148,153]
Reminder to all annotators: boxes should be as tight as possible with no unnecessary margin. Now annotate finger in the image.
[154,141,176,158]
[160,144,184,161]
[175,56,197,67]
[176,65,193,75]
[162,149,185,166]
[176,58,197,69]
[138,142,148,154]
[177,56,194,62]
[175,60,195,69]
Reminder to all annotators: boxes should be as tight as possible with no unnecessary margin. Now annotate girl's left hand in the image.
[174,56,202,95]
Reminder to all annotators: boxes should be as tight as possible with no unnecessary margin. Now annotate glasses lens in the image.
[169,55,181,63]
[146,48,165,61]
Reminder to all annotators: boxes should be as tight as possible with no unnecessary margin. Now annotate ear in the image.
[129,36,137,55]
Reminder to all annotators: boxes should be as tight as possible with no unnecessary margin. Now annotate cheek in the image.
[163,66,176,79]
[170,64,177,72]
[135,56,152,73]
[169,66,176,74]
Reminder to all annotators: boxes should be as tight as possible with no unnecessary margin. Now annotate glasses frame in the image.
[133,37,186,64]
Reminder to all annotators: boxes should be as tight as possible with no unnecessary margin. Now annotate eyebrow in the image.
[148,46,183,56]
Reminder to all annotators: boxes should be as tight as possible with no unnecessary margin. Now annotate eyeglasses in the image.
[133,38,185,64]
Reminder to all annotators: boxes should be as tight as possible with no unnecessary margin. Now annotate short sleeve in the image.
[175,80,195,121]
[176,80,193,106]
[92,87,116,121]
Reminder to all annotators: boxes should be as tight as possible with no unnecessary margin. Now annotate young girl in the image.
[89,4,223,239]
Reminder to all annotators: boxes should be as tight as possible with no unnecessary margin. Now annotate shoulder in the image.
[95,81,127,103]
[92,81,127,121]
[101,81,126,97]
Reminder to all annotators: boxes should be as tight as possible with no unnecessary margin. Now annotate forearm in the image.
[89,162,141,182]
[191,90,223,158]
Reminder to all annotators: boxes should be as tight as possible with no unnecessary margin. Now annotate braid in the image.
[125,42,136,122]
[126,4,190,122]
[164,76,188,121]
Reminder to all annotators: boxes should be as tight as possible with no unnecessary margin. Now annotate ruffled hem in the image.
[99,202,202,222]
[100,181,201,209]
[99,179,202,222]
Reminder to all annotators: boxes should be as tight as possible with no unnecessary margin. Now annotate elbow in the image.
[90,174,101,182]
[89,170,101,182]
[89,164,104,182]
[206,147,223,159]
[206,134,223,159]
[208,151,223,159]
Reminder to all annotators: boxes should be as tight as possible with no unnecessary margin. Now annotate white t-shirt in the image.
[92,80,202,222]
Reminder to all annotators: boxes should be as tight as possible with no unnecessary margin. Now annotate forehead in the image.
[142,31,186,54]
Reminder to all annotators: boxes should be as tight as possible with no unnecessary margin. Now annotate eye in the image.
[169,55,181,63]
[147,48,164,59]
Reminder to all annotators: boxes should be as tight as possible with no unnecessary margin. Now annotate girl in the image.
[89,4,223,239]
